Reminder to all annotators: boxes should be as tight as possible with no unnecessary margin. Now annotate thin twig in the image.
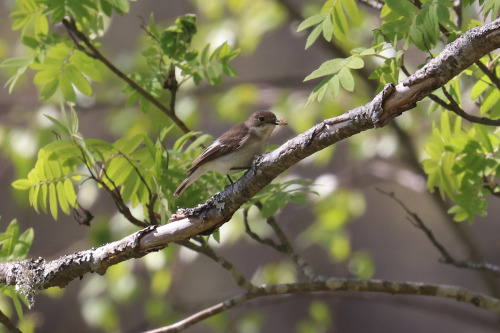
[176,240,257,291]
[377,189,500,276]
[475,60,500,91]
[98,166,149,227]
[428,88,500,126]
[0,309,22,333]
[242,208,284,251]
[119,152,158,225]
[247,202,323,281]
[403,51,500,127]
[482,175,500,198]
[61,18,195,140]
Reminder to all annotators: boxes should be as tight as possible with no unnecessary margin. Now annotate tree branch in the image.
[428,88,500,126]
[243,208,284,251]
[61,18,194,138]
[475,59,500,90]
[253,202,322,281]
[378,189,500,276]
[176,239,257,291]
[398,48,500,296]
[143,277,500,332]
[0,17,499,307]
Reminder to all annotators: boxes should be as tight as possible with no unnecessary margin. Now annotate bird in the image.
[174,111,286,197]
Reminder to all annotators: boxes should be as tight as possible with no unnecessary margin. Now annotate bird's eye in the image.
[258,116,265,121]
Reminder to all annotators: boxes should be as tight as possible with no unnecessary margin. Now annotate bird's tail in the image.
[173,177,190,197]
[174,169,201,197]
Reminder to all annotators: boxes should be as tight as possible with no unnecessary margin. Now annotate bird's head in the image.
[247,111,281,128]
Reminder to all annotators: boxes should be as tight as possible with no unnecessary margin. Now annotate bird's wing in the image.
[186,123,250,174]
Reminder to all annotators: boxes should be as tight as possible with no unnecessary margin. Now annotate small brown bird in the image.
[174,111,285,196]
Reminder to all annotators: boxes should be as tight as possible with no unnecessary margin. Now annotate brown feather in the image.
[186,122,250,174]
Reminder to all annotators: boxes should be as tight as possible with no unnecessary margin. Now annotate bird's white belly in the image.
[203,141,266,175]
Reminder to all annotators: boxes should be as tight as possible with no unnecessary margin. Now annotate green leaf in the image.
[34,69,60,85]
[327,75,340,97]
[103,0,130,14]
[223,64,238,77]
[56,181,70,215]
[0,57,32,68]
[66,64,93,96]
[106,157,133,186]
[174,132,202,151]
[40,79,59,101]
[212,230,220,243]
[338,67,354,91]
[322,13,334,41]
[305,24,323,50]
[44,115,71,137]
[64,178,77,208]
[185,134,212,154]
[306,76,330,106]
[440,110,452,141]
[155,144,164,179]
[2,220,19,257]
[59,73,76,102]
[436,4,451,26]
[200,44,210,65]
[114,135,144,155]
[12,228,34,260]
[385,0,417,17]
[121,171,140,204]
[12,179,32,190]
[39,183,48,213]
[332,0,348,41]
[304,58,347,81]
[342,0,360,22]
[48,183,59,220]
[481,89,500,114]
[4,288,24,321]
[297,14,327,32]
[346,57,364,69]
[471,75,490,100]
[482,0,500,20]
[72,51,104,82]
[30,184,40,212]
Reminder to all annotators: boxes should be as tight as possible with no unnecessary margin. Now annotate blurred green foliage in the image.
[0,0,498,332]
[297,301,332,333]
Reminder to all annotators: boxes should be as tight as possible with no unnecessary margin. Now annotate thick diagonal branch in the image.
[0,18,499,299]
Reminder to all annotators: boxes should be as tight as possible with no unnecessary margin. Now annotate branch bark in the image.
[144,278,500,332]
[0,17,499,309]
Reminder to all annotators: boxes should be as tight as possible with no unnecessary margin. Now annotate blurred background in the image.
[0,0,499,332]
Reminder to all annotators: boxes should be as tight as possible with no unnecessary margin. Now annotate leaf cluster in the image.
[379,0,455,51]
[297,0,359,48]
[144,14,240,86]
[11,0,130,38]
[423,111,500,222]
[2,5,240,113]
[245,179,315,217]
[0,219,34,322]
